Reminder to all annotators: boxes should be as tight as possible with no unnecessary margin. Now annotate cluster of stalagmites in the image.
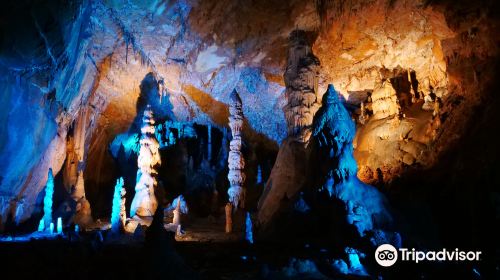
[283,30,321,144]
[358,70,441,124]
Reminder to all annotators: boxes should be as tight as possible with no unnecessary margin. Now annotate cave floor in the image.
[174,217,242,243]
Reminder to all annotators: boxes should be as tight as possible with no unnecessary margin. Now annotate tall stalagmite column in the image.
[257,30,321,228]
[226,90,246,232]
[42,168,54,230]
[130,105,161,217]
[65,108,93,226]
[111,177,126,233]
[283,30,321,143]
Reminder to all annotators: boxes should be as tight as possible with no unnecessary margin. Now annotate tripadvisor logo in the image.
[375,244,398,267]
[375,244,481,267]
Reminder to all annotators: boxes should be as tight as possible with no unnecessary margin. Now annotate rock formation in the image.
[171,195,188,226]
[371,79,400,120]
[130,105,161,217]
[111,177,126,233]
[226,89,246,232]
[283,30,321,144]
[227,90,246,209]
[245,212,254,244]
[41,169,54,231]
[225,203,233,233]
[64,108,93,226]
[312,84,393,237]
[72,170,93,227]
[257,30,320,228]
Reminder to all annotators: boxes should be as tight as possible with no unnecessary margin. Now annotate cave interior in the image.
[0,0,499,279]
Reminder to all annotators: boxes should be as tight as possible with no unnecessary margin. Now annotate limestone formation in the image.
[312,84,393,237]
[41,169,54,230]
[64,109,93,227]
[225,203,233,233]
[131,105,161,217]
[283,30,321,144]
[172,199,181,226]
[257,30,320,228]
[358,102,368,125]
[111,177,126,233]
[171,195,188,226]
[227,90,246,209]
[72,171,93,226]
[371,80,400,120]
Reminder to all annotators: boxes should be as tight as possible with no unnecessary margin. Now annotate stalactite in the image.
[130,105,161,217]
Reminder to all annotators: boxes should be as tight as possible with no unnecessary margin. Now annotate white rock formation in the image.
[227,90,246,209]
[130,105,161,217]
[283,30,321,144]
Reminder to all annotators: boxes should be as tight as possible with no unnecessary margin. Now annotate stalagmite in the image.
[225,203,233,233]
[42,168,54,231]
[257,30,320,228]
[283,30,321,144]
[56,217,63,234]
[371,79,400,120]
[73,171,93,226]
[407,69,417,103]
[358,102,367,125]
[172,199,181,226]
[256,165,262,184]
[312,84,393,237]
[207,124,212,162]
[111,177,126,233]
[65,108,93,227]
[227,90,246,209]
[245,212,254,244]
[167,195,188,228]
[131,105,161,217]
[38,219,44,232]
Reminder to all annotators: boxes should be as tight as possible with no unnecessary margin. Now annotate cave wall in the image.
[0,0,498,231]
